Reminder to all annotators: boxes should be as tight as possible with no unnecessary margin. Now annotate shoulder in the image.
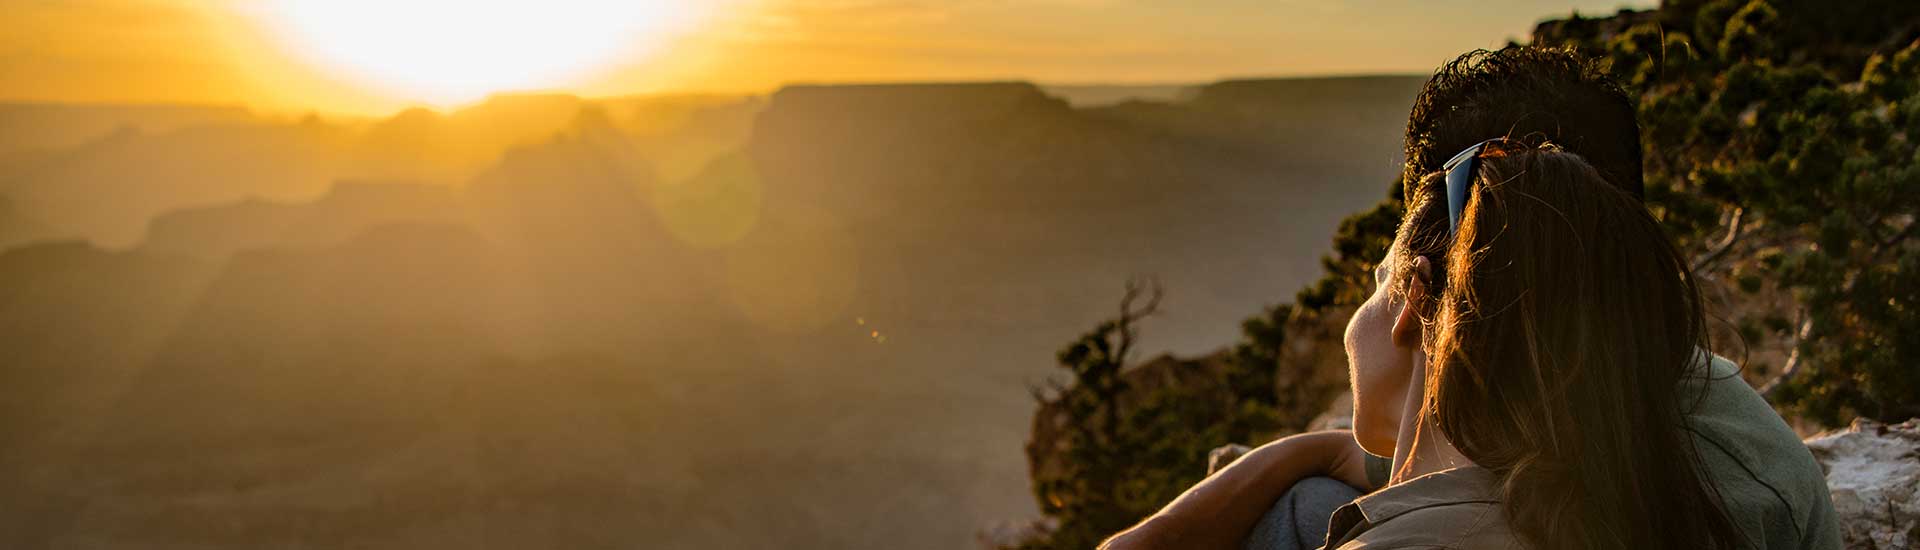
[1686,355,1820,485]
[1330,467,1526,550]
[1335,501,1524,550]
[1687,353,1840,548]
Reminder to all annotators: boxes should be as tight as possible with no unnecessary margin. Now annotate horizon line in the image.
[0,72,1432,118]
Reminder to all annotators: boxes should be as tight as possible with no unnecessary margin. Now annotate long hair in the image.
[1391,143,1743,550]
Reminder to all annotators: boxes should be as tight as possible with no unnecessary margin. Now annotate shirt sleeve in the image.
[1364,452,1392,489]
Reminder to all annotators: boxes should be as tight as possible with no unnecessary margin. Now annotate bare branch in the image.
[1761,316,1815,399]
[1114,277,1163,366]
[1693,206,1745,273]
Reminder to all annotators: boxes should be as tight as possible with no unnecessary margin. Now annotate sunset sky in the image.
[1,0,1652,115]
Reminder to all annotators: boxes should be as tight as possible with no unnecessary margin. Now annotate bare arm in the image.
[1098,430,1376,550]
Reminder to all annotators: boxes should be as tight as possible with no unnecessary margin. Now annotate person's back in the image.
[1331,354,1840,550]
[1687,356,1838,549]
[1343,354,1836,550]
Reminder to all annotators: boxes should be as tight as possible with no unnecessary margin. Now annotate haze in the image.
[2,0,1652,114]
[1,1,1654,549]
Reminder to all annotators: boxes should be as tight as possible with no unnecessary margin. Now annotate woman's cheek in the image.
[1348,293,1409,454]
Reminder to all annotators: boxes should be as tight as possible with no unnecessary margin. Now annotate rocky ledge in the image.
[1806,418,1920,549]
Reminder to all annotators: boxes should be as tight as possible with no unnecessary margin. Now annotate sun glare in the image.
[246,1,706,106]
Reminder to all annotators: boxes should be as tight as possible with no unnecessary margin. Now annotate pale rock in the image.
[1208,443,1254,476]
[1804,418,1920,550]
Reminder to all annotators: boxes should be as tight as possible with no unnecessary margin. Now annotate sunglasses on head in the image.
[1439,138,1528,236]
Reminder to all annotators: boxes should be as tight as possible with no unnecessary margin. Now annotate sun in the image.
[244,1,706,106]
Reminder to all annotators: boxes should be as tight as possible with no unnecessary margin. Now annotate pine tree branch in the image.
[1692,206,1745,272]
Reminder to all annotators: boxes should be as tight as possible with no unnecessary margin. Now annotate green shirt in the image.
[1360,355,1841,550]
[1328,466,1521,550]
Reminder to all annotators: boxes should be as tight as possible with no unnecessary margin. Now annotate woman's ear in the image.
[1391,255,1433,348]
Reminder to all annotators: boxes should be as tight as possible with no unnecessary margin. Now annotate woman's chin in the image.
[1352,413,1398,457]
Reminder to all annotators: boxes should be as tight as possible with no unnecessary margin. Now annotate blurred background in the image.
[3,1,1917,549]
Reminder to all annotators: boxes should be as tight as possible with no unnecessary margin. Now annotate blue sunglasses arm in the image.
[1441,139,1499,234]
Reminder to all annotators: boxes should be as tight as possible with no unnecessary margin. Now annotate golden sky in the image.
[0,0,1653,115]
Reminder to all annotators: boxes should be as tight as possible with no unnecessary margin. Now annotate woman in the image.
[1330,138,1744,549]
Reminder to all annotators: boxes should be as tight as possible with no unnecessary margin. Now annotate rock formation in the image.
[1807,418,1920,549]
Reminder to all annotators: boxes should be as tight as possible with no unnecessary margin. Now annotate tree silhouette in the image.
[1022,279,1287,549]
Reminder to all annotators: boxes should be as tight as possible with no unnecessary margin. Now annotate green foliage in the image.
[1717,1,1779,61]
[1538,0,1920,423]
